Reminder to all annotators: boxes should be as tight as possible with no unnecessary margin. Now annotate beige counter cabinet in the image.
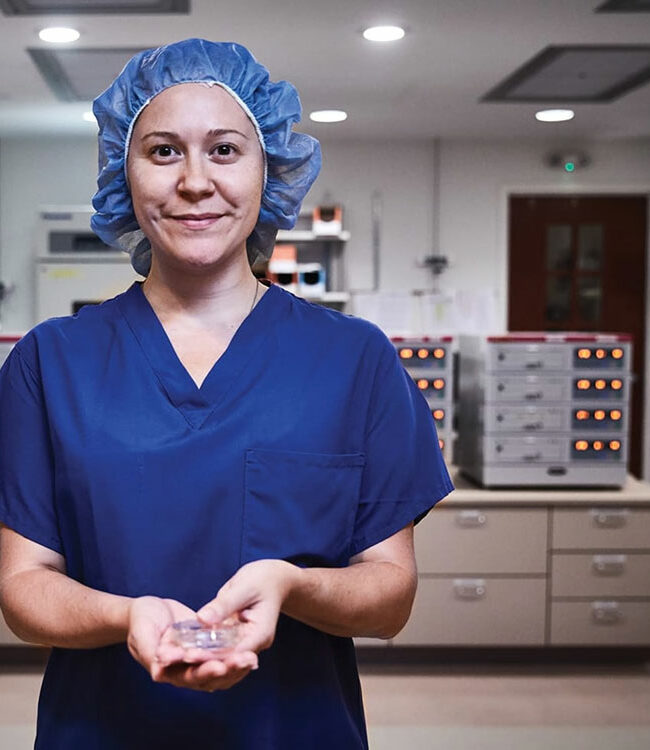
[414,507,547,574]
[377,469,650,649]
[394,578,546,646]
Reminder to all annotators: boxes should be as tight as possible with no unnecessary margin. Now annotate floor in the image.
[1,650,649,749]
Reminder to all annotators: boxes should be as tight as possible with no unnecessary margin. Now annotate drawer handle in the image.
[591,601,622,625]
[592,555,626,576]
[590,509,629,528]
[456,510,487,528]
[453,579,486,600]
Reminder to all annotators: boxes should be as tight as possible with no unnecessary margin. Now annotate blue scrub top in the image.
[0,281,453,749]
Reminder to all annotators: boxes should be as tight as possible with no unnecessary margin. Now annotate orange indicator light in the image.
[609,440,621,451]
[417,379,429,390]
[596,348,606,359]
[611,379,623,390]
[576,410,590,420]
[417,348,429,359]
[594,410,606,421]
[612,348,623,360]
[575,440,589,451]
[610,410,622,421]
[577,348,591,359]
[595,379,606,390]
[593,440,604,451]
[433,378,445,390]
[577,379,591,390]
[433,348,445,359]
[433,409,445,420]
[400,348,414,359]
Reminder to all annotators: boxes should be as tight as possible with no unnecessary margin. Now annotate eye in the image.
[150,144,178,159]
[213,143,237,158]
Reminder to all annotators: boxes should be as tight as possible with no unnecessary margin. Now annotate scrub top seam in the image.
[115,301,199,430]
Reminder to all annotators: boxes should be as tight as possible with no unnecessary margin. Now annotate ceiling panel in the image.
[28,47,145,101]
[0,0,188,14]
[483,46,650,103]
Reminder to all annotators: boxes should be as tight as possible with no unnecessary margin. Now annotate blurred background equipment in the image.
[458,333,632,487]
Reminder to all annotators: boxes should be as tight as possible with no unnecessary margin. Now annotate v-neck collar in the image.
[117,280,288,429]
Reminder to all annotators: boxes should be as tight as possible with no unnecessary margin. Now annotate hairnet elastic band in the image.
[122,80,268,188]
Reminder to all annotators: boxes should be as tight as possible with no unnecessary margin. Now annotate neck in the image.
[141,250,263,330]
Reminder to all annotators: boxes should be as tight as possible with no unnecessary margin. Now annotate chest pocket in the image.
[242,448,366,567]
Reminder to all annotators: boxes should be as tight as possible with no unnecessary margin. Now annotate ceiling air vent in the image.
[596,1,650,11]
[483,45,650,103]
[1,0,188,14]
[29,47,145,101]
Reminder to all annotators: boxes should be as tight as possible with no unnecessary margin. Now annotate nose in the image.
[177,153,215,200]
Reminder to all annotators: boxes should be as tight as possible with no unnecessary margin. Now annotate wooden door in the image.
[508,195,647,477]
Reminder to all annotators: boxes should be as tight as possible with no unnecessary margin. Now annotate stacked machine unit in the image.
[458,333,632,487]
[392,337,455,465]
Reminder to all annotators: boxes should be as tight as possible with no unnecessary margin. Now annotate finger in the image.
[196,580,255,626]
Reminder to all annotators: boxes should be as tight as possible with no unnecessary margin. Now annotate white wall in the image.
[0,137,97,331]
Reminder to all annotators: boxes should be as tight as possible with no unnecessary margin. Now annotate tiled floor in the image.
[1,652,649,748]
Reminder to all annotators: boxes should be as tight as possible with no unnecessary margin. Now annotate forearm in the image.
[282,560,416,639]
[0,566,132,649]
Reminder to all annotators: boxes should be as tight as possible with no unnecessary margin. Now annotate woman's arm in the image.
[196,524,417,650]
[0,524,258,692]
[0,523,131,648]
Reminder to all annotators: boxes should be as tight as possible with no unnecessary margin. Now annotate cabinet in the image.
[358,470,650,649]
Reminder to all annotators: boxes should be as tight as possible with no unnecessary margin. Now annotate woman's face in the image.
[126,83,264,273]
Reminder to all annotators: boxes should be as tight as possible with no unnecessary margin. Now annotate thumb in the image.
[196,581,251,626]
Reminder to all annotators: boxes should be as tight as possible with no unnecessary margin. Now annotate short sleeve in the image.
[350,334,454,556]
[0,344,63,553]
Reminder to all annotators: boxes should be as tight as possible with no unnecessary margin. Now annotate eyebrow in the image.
[141,128,250,140]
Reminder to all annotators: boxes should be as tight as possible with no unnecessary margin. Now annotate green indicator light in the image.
[564,161,575,173]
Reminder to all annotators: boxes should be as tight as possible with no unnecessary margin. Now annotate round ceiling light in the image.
[535,109,575,123]
[362,25,405,42]
[309,110,348,123]
[39,27,80,43]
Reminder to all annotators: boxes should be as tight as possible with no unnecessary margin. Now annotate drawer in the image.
[415,508,548,574]
[552,553,650,597]
[552,508,650,549]
[394,577,546,646]
[550,601,650,645]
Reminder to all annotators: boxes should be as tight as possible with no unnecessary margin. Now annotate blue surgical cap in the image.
[91,38,321,276]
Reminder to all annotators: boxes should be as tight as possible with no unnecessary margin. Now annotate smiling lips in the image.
[170,213,224,229]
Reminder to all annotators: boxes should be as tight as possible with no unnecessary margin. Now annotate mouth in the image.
[169,213,224,229]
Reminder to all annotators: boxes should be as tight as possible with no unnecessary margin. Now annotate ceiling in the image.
[0,0,650,140]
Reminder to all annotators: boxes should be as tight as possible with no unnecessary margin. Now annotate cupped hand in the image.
[196,559,301,655]
[127,596,258,692]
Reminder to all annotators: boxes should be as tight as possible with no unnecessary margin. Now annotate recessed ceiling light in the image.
[535,109,575,122]
[39,27,80,44]
[363,25,405,42]
[82,111,97,123]
[309,110,348,123]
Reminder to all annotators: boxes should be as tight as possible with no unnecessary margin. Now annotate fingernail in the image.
[197,606,220,624]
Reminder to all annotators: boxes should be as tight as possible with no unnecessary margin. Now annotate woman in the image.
[0,39,453,748]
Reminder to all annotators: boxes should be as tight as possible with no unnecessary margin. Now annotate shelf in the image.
[276,230,350,243]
